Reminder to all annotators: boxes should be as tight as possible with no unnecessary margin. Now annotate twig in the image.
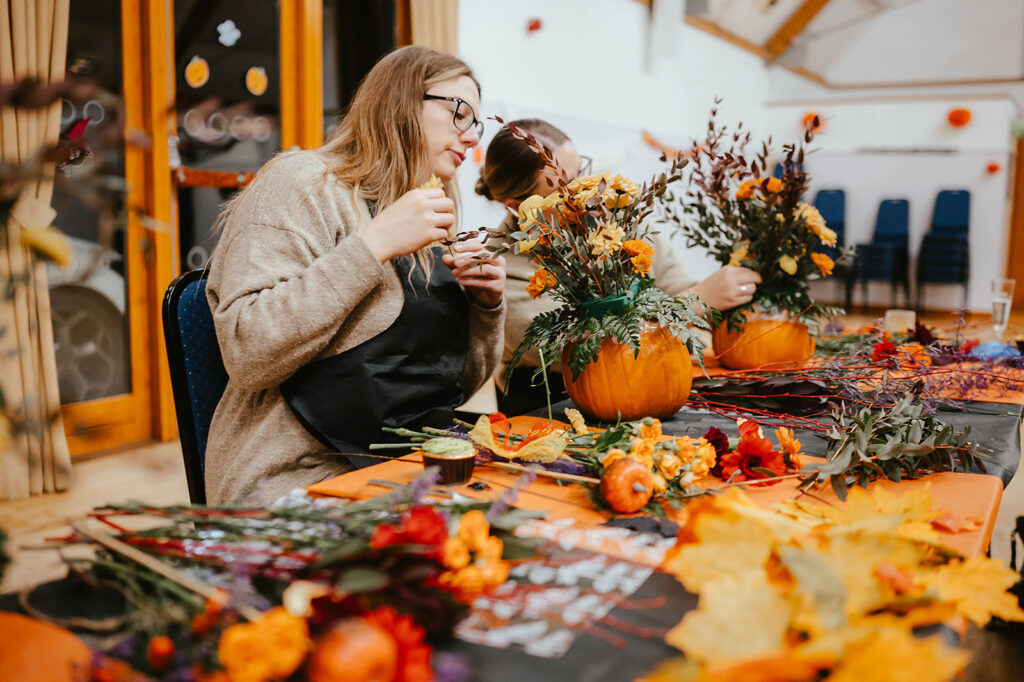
[480,460,600,485]
[73,521,263,622]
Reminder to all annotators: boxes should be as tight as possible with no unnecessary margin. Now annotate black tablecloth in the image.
[530,399,1023,486]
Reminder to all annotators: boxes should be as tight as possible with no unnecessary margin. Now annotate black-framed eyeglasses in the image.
[578,154,594,177]
[423,94,484,138]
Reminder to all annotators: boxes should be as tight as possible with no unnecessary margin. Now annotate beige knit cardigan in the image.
[205,151,505,504]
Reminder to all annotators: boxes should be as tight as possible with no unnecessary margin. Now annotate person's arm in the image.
[459,297,507,396]
[209,224,387,391]
[649,233,761,312]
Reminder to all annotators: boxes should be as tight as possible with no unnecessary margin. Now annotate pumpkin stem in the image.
[632,482,649,493]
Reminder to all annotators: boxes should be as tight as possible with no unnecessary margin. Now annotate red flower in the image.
[963,338,980,354]
[872,339,898,362]
[703,426,730,477]
[718,432,786,484]
[370,523,404,550]
[737,420,761,438]
[401,506,448,547]
[369,507,448,557]
[363,607,433,682]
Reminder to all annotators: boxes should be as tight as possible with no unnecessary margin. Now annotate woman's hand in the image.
[690,265,762,311]
[443,240,506,308]
[362,188,455,263]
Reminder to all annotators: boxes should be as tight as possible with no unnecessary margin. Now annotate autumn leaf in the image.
[919,556,1024,626]
[825,628,968,682]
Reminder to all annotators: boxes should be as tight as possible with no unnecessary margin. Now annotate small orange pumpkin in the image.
[184,56,210,88]
[245,66,269,97]
[601,457,654,513]
[562,323,693,422]
[308,617,398,682]
[711,310,815,370]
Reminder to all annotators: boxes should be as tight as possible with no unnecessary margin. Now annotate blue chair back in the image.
[873,199,909,247]
[162,270,228,504]
[813,189,845,247]
[931,189,970,236]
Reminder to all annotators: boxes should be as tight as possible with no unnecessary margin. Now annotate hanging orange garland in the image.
[986,162,1001,174]
[802,111,823,132]
[947,107,972,127]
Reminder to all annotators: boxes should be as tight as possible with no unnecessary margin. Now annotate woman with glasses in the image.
[203,47,505,504]
[476,119,759,416]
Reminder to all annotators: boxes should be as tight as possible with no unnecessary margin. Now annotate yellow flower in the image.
[810,252,835,277]
[603,174,640,209]
[638,417,662,440]
[457,509,490,553]
[797,203,837,247]
[630,438,657,469]
[602,448,628,466]
[443,536,471,570]
[567,173,606,194]
[517,237,539,254]
[692,439,716,478]
[218,607,310,682]
[652,473,668,495]
[517,192,560,229]
[765,177,783,193]
[658,452,682,479]
[587,221,624,255]
[778,255,798,275]
[675,436,696,466]
[630,253,652,275]
[20,227,72,268]
[525,268,557,298]
[728,241,749,266]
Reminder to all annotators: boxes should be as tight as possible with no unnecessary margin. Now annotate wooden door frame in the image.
[1007,137,1024,309]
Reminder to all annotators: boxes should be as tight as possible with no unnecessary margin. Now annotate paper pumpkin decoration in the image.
[184,56,210,88]
[245,66,268,97]
[987,162,1001,174]
[948,108,972,127]
[802,112,823,132]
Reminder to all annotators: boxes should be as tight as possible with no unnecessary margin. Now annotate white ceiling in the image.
[690,0,1024,87]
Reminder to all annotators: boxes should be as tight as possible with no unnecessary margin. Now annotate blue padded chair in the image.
[849,199,911,309]
[162,270,228,504]
[916,190,970,310]
[811,189,850,308]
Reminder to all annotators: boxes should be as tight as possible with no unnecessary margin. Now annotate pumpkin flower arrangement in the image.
[661,101,850,334]
[485,118,709,420]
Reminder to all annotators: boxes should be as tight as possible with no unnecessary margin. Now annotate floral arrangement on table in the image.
[479,118,710,421]
[658,100,850,369]
[50,480,541,682]
[646,485,1024,681]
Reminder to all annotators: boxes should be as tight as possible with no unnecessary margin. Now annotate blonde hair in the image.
[216,46,479,277]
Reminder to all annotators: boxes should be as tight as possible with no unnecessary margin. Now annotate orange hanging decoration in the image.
[245,67,268,97]
[947,107,972,127]
[802,112,823,132]
[184,56,210,88]
[986,162,1001,174]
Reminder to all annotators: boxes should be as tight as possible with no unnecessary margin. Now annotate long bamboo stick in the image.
[480,460,601,485]
[74,522,264,623]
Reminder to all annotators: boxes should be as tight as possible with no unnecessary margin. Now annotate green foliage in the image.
[799,390,985,500]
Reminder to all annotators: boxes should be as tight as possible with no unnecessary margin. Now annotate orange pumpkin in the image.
[245,66,269,97]
[184,56,210,88]
[562,323,693,421]
[308,617,398,682]
[711,310,815,370]
[601,457,654,513]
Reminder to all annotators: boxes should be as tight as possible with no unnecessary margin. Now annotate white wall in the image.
[456,0,1021,312]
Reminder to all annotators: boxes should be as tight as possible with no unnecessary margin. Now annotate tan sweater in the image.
[499,214,697,376]
[205,151,505,504]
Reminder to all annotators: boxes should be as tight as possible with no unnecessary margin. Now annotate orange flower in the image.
[622,239,654,257]
[736,179,757,199]
[765,177,783,193]
[147,636,175,671]
[525,268,557,298]
[675,436,697,466]
[638,417,662,439]
[630,252,653,275]
[630,438,657,469]
[442,536,470,570]
[439,511,509,604]
[774,426,803,470]
[218,607,310,682]
[457,509,490,553]
[810,252,834,277]
[658,452,682,479]
[692,439,717,478]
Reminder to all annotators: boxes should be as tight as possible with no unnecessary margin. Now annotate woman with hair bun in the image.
[205,46,505,504]
[478,118,759,415]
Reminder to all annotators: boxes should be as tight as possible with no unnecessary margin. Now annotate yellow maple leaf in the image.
[919,556,1024,626]
[665,577,792,664]
[825,627,968,682]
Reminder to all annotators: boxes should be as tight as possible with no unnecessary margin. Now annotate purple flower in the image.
[487,469,538,521]
[433,651,473,682]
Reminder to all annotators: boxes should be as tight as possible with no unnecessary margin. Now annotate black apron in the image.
[281,248,468,458]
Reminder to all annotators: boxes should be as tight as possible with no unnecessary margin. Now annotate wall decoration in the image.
[217,19,241,47]
[947,107,972,127]
[184,56,210,88]
[245,66,268,97]
[527,18,542,33]
[802,111,823,132]
[986,162,1001,174]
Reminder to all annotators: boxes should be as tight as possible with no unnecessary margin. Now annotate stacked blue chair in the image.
[811,189,850,309]
[849,199,911,309]
[916,190,970,310]
[162,270,228,504]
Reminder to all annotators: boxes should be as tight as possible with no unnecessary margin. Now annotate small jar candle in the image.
[420,437,477,484]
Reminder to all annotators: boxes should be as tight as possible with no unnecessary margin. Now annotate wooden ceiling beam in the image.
[764,0,831,62]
